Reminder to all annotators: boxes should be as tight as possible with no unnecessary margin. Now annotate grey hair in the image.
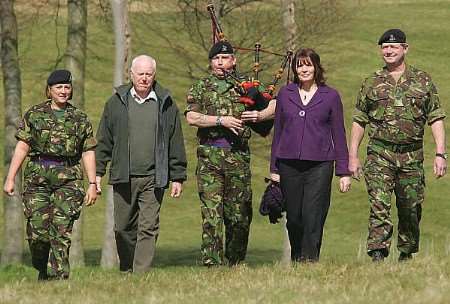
[130,55,156,72]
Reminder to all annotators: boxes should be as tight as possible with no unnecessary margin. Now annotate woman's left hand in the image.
[339,176,351,193]
[84,184,97,206]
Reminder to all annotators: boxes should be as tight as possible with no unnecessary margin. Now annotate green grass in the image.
[2,257,450,303]
[1,0,450,302]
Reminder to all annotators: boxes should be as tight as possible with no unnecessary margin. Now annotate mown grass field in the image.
[1,0,450,303]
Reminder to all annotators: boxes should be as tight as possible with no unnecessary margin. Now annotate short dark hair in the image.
[291,48,326,85]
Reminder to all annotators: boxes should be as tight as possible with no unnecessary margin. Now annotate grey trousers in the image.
[113,175,164,272]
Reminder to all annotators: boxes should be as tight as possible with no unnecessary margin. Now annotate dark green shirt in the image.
[127,93,158,176]
[53,108,66,120]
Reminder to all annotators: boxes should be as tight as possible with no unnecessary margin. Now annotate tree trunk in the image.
[280,0,297,265]
[281,0,297,52]
[0,0,24,265]
[100,187,117,268]
[65,0,87,267]
[111,0,130,86]
[101,0,130,268]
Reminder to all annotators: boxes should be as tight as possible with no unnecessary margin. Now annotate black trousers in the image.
[278,160,333,262]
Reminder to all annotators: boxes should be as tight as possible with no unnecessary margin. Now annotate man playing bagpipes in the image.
[185,39,276,266]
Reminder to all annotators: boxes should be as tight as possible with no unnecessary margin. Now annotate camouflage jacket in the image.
[16,100,97,158]
[186,74,252,147]
[353,65,446,144]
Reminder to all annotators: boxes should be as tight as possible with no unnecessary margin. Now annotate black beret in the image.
[378,29,406,45]
[47,69,72,86]
[208,41,234,59]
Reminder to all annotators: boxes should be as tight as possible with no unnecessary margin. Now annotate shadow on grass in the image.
[153,247,281,268]
[2,247,281,270]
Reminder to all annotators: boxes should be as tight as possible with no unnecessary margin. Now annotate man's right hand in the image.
[349,156,363,180]
[95,176,102,194]
[220,116,243,135]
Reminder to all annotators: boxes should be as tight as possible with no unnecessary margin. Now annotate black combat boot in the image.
[29,240,50,281]
[398,252,412,262]
[371,250,385,262]
[38,271,49,281]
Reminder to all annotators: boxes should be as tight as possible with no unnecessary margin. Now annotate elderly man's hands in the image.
[170,181,183,198]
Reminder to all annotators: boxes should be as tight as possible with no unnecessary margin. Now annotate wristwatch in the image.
[216,116,223,126]
[435,153,448,160]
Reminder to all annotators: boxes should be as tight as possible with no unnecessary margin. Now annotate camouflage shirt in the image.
[353,65,446,144]
[16,100,97,157]
[186,74,251,146]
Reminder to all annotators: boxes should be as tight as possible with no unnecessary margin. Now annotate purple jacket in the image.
[270,83,350,176]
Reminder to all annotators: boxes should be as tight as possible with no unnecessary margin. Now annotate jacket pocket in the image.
[366,90,389,121]
[63,121,82,155]
[406,90,426,118]
[31,123,51,152]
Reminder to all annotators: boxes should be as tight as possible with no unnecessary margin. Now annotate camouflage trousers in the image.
[196,145,252,266]
[363,145,424,257]
[22,160,85,279]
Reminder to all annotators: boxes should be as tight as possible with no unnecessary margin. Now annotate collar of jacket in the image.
[284,82,330,93]
[43,99,77,119]
[378,63,416,79]
[284,83,331,109]
[114,81,171,110]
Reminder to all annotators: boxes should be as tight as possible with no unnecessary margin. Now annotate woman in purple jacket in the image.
[270,48,351,263]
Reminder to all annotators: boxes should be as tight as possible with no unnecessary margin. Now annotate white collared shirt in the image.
[130,87,158,104]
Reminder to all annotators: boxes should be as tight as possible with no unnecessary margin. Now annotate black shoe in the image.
[204,263,220,268]
[38,271,48,281]
[398,252,412,262]
[371,250,385,262]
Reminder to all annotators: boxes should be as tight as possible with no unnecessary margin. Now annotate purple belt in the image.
[30,155,78,167]
[200,138,232,148]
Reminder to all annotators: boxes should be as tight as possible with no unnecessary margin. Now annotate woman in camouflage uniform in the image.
[3,69,97,280]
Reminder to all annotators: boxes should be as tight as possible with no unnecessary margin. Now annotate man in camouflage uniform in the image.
[349,29,447,262]
[185,41,274,266]
[3,70,97,280]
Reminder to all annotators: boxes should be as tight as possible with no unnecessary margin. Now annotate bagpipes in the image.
[207,4,293,137]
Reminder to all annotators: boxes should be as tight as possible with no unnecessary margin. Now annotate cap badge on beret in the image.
[208,41,234,59]
[378,29,406,45]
